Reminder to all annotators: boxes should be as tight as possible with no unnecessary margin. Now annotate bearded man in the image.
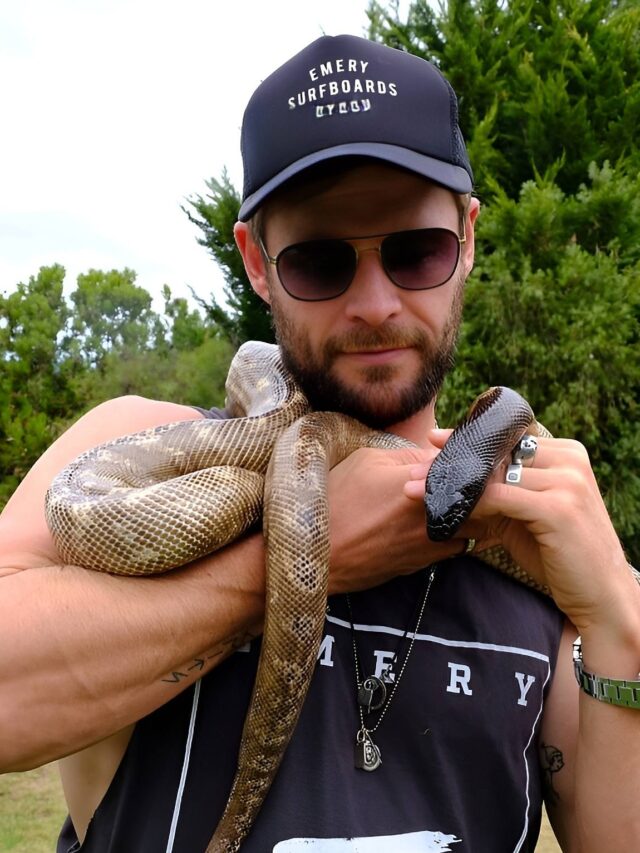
[1,35,638,853]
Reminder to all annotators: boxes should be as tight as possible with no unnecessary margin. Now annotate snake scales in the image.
[45,339,615,851]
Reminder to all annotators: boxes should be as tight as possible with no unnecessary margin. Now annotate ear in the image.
[461,196,480,278]
[234,222,272,304]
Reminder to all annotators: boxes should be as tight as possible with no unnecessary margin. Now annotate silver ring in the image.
[463,538,476,555]
[513,434,538,467]
[506,434,538,486]
[505,463,524,485]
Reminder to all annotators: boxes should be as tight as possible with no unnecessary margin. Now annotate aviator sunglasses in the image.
[260,224,466,302]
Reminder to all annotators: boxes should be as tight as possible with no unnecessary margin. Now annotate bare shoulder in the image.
[0,396,203,573]
[70,394,202,439]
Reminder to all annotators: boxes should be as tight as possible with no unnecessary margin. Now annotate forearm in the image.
[0,532,265,772]
[574,595,640,849]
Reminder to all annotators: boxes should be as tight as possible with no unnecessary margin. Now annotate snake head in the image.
[425,457,487,541]
[425,386,535,542]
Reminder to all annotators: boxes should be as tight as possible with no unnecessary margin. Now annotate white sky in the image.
[0,0,408,311]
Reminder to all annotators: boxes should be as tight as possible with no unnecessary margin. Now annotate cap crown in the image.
[239,35,472,220]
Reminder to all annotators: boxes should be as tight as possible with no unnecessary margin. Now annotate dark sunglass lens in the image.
[277,240,356,301]
[383,229,460,290]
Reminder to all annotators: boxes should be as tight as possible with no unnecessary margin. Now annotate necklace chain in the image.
[346,566,436,770]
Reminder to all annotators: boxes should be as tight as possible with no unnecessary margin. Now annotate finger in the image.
[474,477,564,524]
[427,428,452,449]
[517,435,589,459]
[404,478,425,501]
[407,463,429,482]
[489,463,597,513]
[406,459,559,502]
[493,467,560,493]
[491,438,590,486]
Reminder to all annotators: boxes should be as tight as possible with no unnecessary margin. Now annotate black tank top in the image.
[58,406,564,853]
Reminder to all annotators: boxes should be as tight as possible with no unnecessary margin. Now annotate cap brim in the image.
[238,142,473,221]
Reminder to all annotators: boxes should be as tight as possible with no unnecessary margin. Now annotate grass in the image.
[0,763,67,852]
[0,763,561,852]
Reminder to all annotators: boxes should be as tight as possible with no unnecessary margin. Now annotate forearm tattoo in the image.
[160,630,258,685]
[540,742,565,806]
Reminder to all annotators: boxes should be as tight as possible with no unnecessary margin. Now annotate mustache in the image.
[323,326,430,358]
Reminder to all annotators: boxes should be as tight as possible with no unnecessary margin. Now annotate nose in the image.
[342,244,403,327]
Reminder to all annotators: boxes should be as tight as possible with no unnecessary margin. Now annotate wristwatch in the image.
[573,636,640,709]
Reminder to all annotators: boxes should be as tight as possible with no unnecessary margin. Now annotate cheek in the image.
[280,301,339,346]
[406,291,452,330]
[417,274,465,325]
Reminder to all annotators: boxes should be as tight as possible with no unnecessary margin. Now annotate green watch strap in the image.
[573,636,640,709]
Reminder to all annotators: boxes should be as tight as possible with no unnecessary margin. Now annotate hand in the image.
[405,429,636,635]
[328,443,470,595]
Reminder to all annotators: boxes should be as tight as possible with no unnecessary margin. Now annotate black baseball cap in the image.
[238,34,473,221]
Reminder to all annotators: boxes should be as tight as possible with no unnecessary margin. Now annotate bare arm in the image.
[539,616,640,851]
[0,397,266,771]
[407,430,640,850]
[0,401,460,773]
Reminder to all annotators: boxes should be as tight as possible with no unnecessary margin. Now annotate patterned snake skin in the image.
[44,340,636,851]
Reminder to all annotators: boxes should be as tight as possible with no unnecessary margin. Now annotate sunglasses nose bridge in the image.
[344,242,405,318]
[349,241,385,282]
[350,242,396,291]
[349,236,384,258]
[353,244,382,263]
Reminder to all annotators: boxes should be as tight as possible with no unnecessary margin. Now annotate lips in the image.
[338,346,412,365]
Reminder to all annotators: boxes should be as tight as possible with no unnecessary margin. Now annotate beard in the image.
[268,276,465,431]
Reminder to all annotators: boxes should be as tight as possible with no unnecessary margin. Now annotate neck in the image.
[386,403,438,446]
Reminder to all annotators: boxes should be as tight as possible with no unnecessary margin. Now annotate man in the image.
[1,34,638,853]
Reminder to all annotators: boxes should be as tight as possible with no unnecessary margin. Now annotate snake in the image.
[44,339,636,852]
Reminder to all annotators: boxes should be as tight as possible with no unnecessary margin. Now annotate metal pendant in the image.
[355,728,382,771]
[357,675,387,713]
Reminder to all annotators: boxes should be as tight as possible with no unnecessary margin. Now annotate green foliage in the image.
[183,171,274,345]
[158,285,207,352]
[0,266,81,502]
[367,0,640,202]
[70,268,156,367]
[78,336,233,410]
[0,268,231,510]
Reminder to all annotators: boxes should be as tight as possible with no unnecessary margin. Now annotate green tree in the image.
[0,266,81,504]
[184,171,273,345]
[0,265,232,511]
[368,0,640,202]
[158,285,207,352]
[81,336,232,409]
[70,268,157,368]
[70,281,232,411]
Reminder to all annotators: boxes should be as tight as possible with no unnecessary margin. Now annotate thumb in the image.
[428,427,453,449]
[402,429,453,499]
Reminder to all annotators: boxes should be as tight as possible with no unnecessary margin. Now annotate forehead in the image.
[262,162,460,244]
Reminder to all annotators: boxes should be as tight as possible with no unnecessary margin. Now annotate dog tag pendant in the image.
[355,728,382,771]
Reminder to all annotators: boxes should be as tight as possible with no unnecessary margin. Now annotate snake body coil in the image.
[44,341,561,851]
